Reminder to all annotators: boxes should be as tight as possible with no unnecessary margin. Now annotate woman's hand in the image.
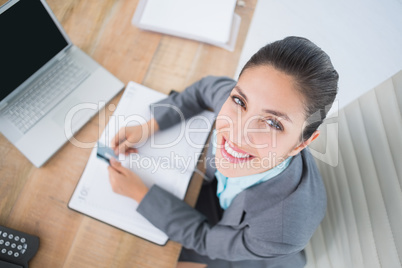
[110,118,160,155]
[107,158,148,203]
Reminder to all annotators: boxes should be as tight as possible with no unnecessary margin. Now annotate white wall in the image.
[235,0,402,110]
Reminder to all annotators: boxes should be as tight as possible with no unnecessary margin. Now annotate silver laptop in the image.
[0,0,124,167]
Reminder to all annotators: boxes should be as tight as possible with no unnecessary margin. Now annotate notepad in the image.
[132,0,240,51]
[68,82,215,245]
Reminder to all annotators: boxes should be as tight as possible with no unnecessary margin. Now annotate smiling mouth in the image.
[220,136,255,163]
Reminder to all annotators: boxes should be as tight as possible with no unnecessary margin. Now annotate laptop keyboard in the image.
[4,57,90,134]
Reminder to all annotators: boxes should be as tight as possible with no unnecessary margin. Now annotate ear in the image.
[288,130,320,157]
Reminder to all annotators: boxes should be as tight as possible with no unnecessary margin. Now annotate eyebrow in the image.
[234,85,293,123]
[262,109,293,123]
[234,86,248,102]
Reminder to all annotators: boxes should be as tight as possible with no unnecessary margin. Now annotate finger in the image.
[110,128,127,149]
[110,158,132,176]
[109,158,125,173]
[117,140,134,155]
[110,132,120,149]
[108,166,115,179]
[125,148,138,155]
[108,166,120,180]
[108,166,119,183]
[116,141,126,155]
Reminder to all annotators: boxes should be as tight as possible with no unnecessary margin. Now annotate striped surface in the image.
[306,70,402,268]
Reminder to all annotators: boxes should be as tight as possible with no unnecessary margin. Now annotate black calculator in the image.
[0,225,39,268]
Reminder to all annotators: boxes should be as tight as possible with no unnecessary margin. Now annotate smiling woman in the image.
[108,36,339,268]
[215,65,309,178]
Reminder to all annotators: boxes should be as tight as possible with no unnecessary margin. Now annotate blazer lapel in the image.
[218,153,303,227]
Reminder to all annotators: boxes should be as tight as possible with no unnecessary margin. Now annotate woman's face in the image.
[215,65,315,178]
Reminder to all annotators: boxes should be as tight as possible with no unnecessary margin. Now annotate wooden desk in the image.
[0,0,256,267]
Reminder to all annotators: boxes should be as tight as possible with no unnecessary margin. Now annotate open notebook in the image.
[69,82,215,245]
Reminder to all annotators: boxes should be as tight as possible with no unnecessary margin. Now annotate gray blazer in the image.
[137,76,327,268]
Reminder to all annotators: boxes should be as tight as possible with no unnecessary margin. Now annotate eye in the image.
[266,118,283,131]
[231,95,246,109]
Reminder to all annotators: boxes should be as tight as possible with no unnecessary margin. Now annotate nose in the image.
[216,106,270,149]
[230,112,260,148]
[235,113,272,149]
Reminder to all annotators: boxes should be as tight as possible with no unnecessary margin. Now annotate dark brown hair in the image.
[239,36,339,141]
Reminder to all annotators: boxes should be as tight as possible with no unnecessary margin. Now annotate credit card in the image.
[97,142,118,164]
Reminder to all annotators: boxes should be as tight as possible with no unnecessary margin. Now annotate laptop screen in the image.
[0,0,69,102]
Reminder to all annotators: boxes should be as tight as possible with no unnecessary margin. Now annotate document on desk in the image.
[69,82,215,245]
[131,0,241,51]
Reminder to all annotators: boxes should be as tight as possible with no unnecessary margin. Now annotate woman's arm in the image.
[151,76,235,131]
[137,185,301,261]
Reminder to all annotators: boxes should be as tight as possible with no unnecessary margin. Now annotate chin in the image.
[216,166,235,177]
[214,156,249,177]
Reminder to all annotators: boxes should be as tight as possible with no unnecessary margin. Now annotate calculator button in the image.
[11,243,16,248]
[17,245,22,250]
[0,231,2,235]
[8,250,12,255]
[23,244,27,249]
[21,249,26,255]
[1,248,6,253]
[8,234,13,239]
[5,241,10,247]
[0,240,3,245]
[14,252,19,258]
[14,236,20,241]
[2,232,7,237]
[20,238,26,243]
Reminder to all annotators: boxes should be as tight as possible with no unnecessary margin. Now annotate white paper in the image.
[136,0,236,45]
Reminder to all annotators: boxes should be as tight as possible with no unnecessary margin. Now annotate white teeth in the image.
[224,141,250,158]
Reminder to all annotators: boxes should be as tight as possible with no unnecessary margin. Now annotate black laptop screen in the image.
[0,0,69,101]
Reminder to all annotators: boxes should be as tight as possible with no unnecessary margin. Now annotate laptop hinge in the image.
[0,101,8,111]
[56,50,68,61]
